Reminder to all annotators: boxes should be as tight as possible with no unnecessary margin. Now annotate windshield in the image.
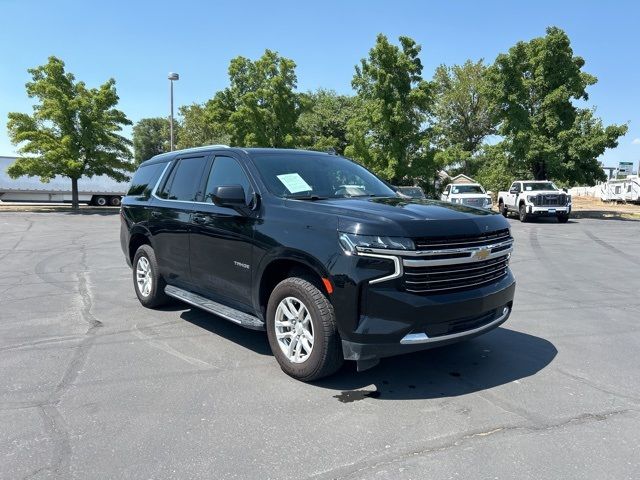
[451,185,485,194]
[523,182,557,191]
[250,153,397,199]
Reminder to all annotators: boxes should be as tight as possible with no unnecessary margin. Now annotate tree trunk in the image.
[71,177,79,211]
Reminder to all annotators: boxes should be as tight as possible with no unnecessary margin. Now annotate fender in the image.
[251,247,331,314]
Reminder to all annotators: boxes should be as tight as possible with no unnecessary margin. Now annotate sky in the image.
[1,0,639,169]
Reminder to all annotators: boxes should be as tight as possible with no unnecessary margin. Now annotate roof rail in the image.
[183,144,230,152]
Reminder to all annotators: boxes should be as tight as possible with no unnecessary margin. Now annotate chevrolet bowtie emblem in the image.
[474,248,490,261]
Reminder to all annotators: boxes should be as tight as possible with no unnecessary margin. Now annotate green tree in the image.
[432,59,497,176]
[209,50,300,147]
[132,117,172,163]
[296,89,355,154]
[176,102,230,149]
[7,56,133,209]
[345,34,433,184]
[487,26,627,185]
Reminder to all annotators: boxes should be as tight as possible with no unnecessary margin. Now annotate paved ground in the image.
[1,211,639,479]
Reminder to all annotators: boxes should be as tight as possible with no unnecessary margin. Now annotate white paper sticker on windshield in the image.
[277,173,312,194]
[525,186,532,191]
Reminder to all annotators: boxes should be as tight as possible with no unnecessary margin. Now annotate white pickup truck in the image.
[440,183,492,209]
[498,180,571,223]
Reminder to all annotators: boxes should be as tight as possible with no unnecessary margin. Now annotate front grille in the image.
[404,255,509,294]
[415,228,511,250]
[530,193,567,206]
[461,197,484,207]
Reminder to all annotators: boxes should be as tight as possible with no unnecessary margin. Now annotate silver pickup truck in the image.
[498,180,571,223]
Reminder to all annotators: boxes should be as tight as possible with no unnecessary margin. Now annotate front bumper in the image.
[527,205,571,215]
[340,272,516,369]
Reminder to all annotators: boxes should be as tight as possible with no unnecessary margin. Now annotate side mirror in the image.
[509,188,517,194]
[487,190,493,196]
[442,192,448,196]
[212,185,246,208]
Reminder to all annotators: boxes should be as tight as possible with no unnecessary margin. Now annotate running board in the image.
[164,285,265,331]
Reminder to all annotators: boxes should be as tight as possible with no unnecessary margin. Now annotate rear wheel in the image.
[132,244,169,308]
[266,277,343,381]
[109,196,121,206]
[519,203,529,222]
[557,213,570,223]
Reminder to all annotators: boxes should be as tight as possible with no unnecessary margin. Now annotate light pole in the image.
[168,72,179,151]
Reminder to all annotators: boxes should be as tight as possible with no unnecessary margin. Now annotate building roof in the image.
[450,174,477,184]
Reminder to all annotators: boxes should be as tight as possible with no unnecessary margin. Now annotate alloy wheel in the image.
[136,256,152,297]
[274,296,314,363]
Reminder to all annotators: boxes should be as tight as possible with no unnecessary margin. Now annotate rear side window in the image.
[204,156,252,204]
[157,157,206,201]
[127,162,166,200]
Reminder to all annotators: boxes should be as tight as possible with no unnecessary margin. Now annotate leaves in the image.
[432,59,497,173]
[210,50,300,147]
[132,117,171,163]
[7,56,133,205]
[486,27,625,185]
[345,34,433,184]
[296,89,355,154]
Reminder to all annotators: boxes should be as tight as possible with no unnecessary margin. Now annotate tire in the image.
[519,203,529,222]
[266,277,344,381]
[557,213,570,223]
[499,201,508,217]
[109,196,121,206]
[132,244,169,308]
[94,196,107,207]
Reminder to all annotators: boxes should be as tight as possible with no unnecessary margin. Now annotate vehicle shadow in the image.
[178,304,556,400]
[179,307,272,356]
[314,327,557,401]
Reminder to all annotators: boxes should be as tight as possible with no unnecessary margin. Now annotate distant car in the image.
[441,183,492,209]
[395,186,426,199]
[498,180,571,223]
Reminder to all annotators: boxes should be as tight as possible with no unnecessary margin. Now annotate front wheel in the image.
[557,213,570,223]
[519,204,529,222]
[266,277,343,381]
[499,201,508,217]
[93,196,107,206]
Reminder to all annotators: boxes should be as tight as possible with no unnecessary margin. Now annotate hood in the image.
[284,196,509,238]
[449,192,491,198]
[523,190,566,196]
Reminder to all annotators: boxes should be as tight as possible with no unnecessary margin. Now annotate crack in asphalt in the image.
[0,217,33,262]
[27,238,104,479]
[555,368,640,405]
[311,409,635,480]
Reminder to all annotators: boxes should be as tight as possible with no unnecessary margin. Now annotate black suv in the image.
[121,146,515,381]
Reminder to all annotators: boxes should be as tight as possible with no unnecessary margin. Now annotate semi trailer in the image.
[0,156,129,206]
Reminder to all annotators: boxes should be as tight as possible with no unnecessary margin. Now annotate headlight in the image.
[527,195,536,204]
[484,198,492,206]
[339,232,414,253]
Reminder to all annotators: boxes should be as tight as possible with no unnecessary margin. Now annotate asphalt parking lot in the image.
[1,211,639,479]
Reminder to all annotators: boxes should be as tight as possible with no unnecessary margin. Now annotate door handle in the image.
[150,210,161,218]
[192,214,206,224]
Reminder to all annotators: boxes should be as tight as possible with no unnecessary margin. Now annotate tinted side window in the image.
[157,157,205,201]
[127,162,166,199]
[204,156,252,204]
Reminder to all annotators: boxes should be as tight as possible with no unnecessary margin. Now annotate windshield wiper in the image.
[284,194,327,201]
[342,193,384,198]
